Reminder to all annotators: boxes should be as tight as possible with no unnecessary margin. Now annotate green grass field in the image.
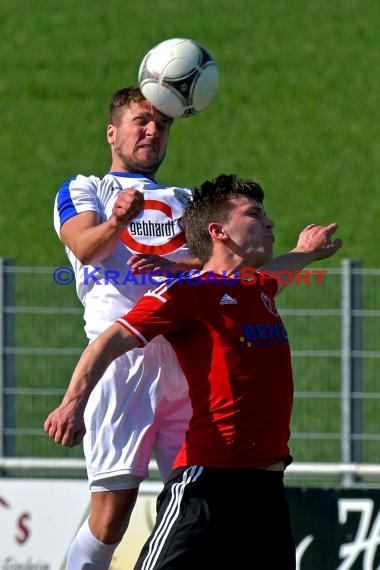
[0,0,379,266]
[1,0,379,469]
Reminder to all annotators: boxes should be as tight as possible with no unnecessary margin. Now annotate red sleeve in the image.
[116,279,196,344]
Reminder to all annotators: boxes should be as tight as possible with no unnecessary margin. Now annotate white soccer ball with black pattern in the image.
[138,38,219,119]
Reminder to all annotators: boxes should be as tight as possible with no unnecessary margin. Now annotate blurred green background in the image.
[1,0,379,472]
[0,0,378,266]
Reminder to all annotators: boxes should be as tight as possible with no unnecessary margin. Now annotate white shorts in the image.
[83,337,191,491]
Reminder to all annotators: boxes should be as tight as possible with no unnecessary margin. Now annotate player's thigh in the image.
[148,340,191,479]
[135,467,211,570]
[231,472,295,568]
[84,349,159,480]
[153,397,192,481]
[143,339,189,400]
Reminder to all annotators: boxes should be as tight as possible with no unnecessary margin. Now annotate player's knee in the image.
[89,512,131,544]
[89,489,138,543]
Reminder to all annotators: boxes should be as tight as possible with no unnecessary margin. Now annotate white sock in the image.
[66,518,120,569]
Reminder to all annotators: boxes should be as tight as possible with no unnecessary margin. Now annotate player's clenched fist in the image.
[112,188,144,228]
[44,403,86,447]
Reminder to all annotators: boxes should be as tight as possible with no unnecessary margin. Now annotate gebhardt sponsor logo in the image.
[120,199,186,255]
[129,219,176,238]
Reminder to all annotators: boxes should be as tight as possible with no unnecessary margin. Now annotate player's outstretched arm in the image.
[261,223,343,296]
[128,253,201,275]
[44,323,140,447]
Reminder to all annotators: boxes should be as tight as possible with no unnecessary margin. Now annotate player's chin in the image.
[137,145,159,158]
[136,151,160,171]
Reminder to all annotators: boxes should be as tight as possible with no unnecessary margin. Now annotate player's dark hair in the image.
[182,174,265,265]
[108,86,146,125]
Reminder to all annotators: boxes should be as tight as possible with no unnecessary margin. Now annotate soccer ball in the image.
[138,38,219,119]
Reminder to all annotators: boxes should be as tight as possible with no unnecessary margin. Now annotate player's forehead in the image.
[124,100,172,125]
[229,194,263,211]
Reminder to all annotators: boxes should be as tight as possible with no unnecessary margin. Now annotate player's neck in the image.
[204,255,246,278]
[109,159,157,179]
[110,166,156,178]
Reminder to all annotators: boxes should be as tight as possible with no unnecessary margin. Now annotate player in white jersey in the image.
[54,173,193,338]
[44,87,198,569]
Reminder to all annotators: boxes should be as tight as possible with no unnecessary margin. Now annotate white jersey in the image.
[54,172,194,339]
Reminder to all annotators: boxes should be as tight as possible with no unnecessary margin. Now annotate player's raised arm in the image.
[60,189,144,265]
[44,323,140,447]
[127,253,201,275]
[260,223,343,296]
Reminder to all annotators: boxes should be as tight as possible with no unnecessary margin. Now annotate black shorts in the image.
[134,465,296,570]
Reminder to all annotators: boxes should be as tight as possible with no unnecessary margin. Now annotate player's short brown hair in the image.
[182,174,265,265]
[108,86,146,125]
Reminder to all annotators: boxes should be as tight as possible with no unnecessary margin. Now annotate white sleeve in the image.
[53,174,100,233]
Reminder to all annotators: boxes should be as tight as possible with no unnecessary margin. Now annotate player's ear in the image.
[107,124,116,144]
[209,223,227,240]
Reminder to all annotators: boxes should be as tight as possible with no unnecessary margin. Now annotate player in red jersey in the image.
[46,173,342,569]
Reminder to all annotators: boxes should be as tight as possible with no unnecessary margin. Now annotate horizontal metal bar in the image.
[2,459,380,479]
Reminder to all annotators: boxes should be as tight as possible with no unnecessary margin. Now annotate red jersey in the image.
[117,271,294,469]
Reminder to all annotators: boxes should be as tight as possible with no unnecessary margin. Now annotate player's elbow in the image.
[75,250,100,265]
[68,244,109,265]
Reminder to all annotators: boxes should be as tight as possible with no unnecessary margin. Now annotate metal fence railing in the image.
[1,259,380,486]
